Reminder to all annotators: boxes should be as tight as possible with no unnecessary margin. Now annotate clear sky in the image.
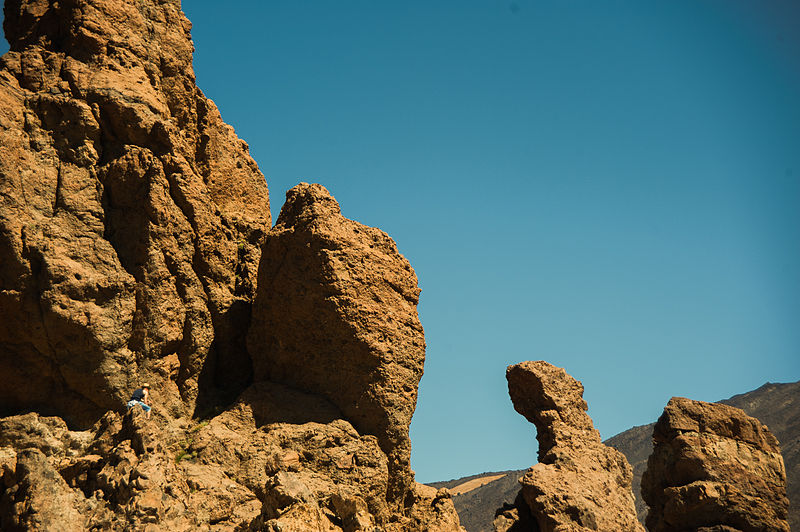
[3,1,799,484]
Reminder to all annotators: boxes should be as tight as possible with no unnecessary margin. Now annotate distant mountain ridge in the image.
[433,380,800,532]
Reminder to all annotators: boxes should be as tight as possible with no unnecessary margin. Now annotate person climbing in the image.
[127,383,152,418]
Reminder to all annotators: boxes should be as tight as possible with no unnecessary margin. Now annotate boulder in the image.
[642,397,789,532]
[248,182,426,505]
[0,448,89,531]
[0,0,271,427]
[497,361,644,532]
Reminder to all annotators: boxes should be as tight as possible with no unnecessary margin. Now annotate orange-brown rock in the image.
[247,182,426,505]
[497,361,644,532]
[0,1,462,529]
[641,397,789,532]
[0,385,463,531]
[0,0,270,426]
[0,409,262,530]
[191,383,461,531]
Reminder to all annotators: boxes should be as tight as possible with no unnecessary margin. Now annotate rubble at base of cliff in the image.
[0,390,461,531]
[0,0,793,531]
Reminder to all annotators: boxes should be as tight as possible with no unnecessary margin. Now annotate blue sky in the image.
[3,1,799,484]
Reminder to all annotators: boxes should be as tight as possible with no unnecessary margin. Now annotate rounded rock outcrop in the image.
[642,397,789,532]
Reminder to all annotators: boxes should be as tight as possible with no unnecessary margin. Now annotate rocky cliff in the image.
[494,361,643,532]
[0,1,462,529]
[0,0,270,425]
[642,397,789,532]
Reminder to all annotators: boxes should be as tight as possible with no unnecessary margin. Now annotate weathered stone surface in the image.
[497,361,644,532]
[642,397,789,532]
[0,409,262,530]
[0,448,90,532]
[247,182,426,505]
[0,0,271,427]
[0,1,462,529]
[0,385,463,531]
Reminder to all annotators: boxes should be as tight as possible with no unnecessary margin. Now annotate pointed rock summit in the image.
[0,0,270,425]
[248,182,426,504]
[642,397,789,532]
[494,361,644,532]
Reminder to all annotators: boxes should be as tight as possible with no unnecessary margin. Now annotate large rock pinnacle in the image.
[247,182,426,505]
[642,397,789,532]
[0,0,271,426]
[495,361,644,532]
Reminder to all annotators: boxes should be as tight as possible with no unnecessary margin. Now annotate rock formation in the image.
[0,0,463,529]
[0,0,270,426]
[0,385,462,530]
[641,397,789,532]
[494,361,644,532]
[429,380,800,532]
[247,182,426,505]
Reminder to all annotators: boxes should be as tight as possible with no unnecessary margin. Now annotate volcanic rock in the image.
[641,397,789,532]
[0,0,463,529]
[0,408,263,530]
[247,182,426,505]
[0,0,270,427]
[497,361,644,532]
[0,448,90,531]
[0,384,462,530]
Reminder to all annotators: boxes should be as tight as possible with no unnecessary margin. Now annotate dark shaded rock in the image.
[0,448,89,531]
[641,397,789,532]
[493,491,539,532]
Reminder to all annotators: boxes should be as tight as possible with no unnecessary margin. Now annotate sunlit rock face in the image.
[247,182,427,506]
[0,0,465,528]
[0,0,271,426]
[642,397,789,532]
[495,361,644,532]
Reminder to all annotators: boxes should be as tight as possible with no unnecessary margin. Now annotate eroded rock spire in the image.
[248,182,426,505]
[494,361,644,532]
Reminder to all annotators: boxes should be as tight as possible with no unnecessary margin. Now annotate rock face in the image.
[641,397,789,532]
[247,183,426,505]
[0,392,462,531]
[496,361,644,532]
[0,0,270,427]
[0,1,462,529]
